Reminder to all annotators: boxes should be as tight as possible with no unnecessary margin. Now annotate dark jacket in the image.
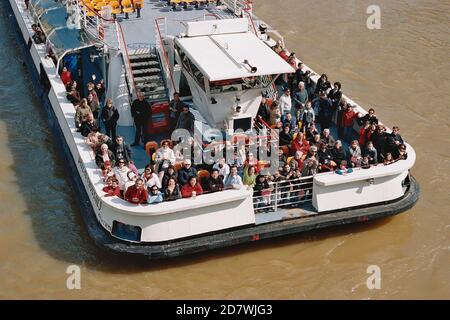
[328,89,342,109]
[279,131,293,146]
[176,110,195,133]
[112,142,132,163]
[95,150,116,168]
[162,171,178,189]
[253,178,270,197]
[164,186,181,201]
[363,147,378,164]
[331,146,346,165]
[131,98,151,124]
[177,167,197,186]
[386,133,404,153]
[101,105,119,128]
[206,176,224,193]
[80,120,99,137]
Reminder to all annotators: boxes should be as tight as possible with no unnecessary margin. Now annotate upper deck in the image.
[118,0,238,52]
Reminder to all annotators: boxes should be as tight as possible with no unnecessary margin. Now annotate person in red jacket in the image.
[181,176,203,198]
[341,104,361,143]
[290,132,310,157]
[124,178,148,204]
[103,178,120,197]
[60,67,72,86]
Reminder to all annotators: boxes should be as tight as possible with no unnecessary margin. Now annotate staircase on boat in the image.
[128,48,168,103]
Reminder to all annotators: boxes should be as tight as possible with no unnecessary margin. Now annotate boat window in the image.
[112,221,142,242]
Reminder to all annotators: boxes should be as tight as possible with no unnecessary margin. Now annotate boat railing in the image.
[252,175,314,212]
[115,20,137,100]
[155,17,177,98]
[77,0,119,49]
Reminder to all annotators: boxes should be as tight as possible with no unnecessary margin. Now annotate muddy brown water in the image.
[0,0,448,299]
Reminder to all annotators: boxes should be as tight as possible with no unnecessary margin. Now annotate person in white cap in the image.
[178,159,197,186]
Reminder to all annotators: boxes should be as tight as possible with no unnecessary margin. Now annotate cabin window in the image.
[176,46,205,91]
[112,221,142,242]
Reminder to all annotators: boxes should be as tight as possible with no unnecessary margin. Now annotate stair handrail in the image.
[116,21,137,99]
[155,17,177,97]
[77,0,135,99]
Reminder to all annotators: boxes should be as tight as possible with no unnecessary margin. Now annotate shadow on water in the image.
[0,3,402,274]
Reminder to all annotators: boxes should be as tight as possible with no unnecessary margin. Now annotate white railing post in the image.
[274,182,278,211]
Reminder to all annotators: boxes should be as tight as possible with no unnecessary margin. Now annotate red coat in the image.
[181,183,203,198]
[279,51,289,61]
[342,110,358,128]
[358,127,367,147]
[61,70,72,86]
[103,185,120,197]
[124,185,148,204]
[290,138,310,156]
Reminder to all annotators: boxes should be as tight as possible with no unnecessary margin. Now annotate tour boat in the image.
[8,0,419,259]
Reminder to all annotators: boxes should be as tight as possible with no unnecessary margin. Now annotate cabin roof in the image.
[175,32,294,81]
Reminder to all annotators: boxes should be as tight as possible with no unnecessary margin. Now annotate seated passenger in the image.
[331,140,346,166]
[75,99,91,128]
[336,160,354,175]
[181,176,203,198]
[279,124,293,147]
[161,165,178,189]
[124,171,137,193]
[290,132,310,156]
[124,178,148,204]
[394,144,408,161]
[102,163,115,182]
[318,142,336,172]
[253,175,272,212]
[321,128,335,147]
[310,134,322,149]
[243,166,257,187]
[384,152,395,165]
[301,153,319,177]
[155,140,176,177]
[147,185,164,204]
[363,141,378,165]
[206,169,224,193]
[212,158,230,181]
[164,177,181,201]
[98,133,114,151]
[113,159,131,193]
[95,143,116,169]
[102,177,120,197]
[361,156,371,169]
[141,165,161,190]
[66,81,81,105]
[79,113,99,137]
[86,131,101,151]
[178,159,197,186]
[348,140,362,168]
[281,113,297,132]
[289,151,304,172]
[224,166,243,190]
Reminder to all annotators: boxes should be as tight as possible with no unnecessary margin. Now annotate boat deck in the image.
[118,0,237,52]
